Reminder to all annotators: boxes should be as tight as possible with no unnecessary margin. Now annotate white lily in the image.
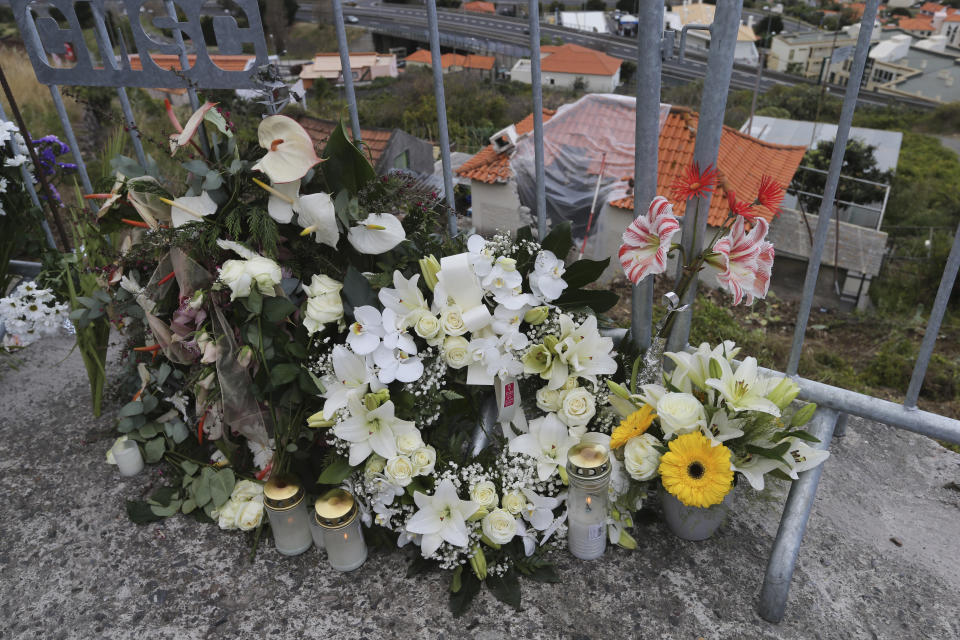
[781,438,830,478]
[701,409,745,446]
[405,478,479,557]
[554,315,617,389]
[665,342,714,392]
[320,345,377,419]
[731,454,784,491]
[508,413,579,482]
[706,356,781,416]
[520,487,566,531]
[348,213,406,254]
[346,305,385,355]
[333,393,418,465]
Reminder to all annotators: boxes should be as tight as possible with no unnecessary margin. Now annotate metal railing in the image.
[6,0,960,625]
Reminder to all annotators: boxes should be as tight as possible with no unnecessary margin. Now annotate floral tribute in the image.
[82,101,644,614]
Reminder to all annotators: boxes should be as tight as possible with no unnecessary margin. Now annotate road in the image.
[298,1,935,110]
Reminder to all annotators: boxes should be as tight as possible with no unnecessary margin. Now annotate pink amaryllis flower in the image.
[709,217,775,305]
[618,196,681,284]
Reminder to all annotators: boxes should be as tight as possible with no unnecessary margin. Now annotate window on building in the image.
[393,150,409,170]
[549,78,555,85]
[789,49,795,60]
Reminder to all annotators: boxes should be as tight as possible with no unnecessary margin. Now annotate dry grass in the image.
[0,44,83,135]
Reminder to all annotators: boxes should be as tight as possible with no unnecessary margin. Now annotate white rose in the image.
[481,508,518,545]
[656,392,707,438]
[304,293,344,332]
[470,480,498,510]
[245,256,282,295]
[396,430,424,455]
[442,336,471,369]
[501,490,526,515]
[440,306,467,336]
[623,433,662,481]
[411,446,437,475]
[385,455,415,487]
[413,312,442,340]
[365,453,387,475]
[235,495,265,531]
[557,387,596,428]
[219,260,252,300]
[231,479,263,502]
[536,387,562,413]
[302,273,342,298]
[217,498,243,530]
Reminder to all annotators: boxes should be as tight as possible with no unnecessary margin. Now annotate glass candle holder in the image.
[113,440,144,477]
[566,442,611,560]
[263,475,313,556]
[309,507,326,551]
[315,489,367,572]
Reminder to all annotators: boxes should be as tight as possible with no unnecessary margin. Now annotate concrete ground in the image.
[2,335,959,640]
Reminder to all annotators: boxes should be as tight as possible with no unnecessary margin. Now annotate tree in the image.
[585,0,605,10]
[548,0,565,11]
[889,7,912,17]
[793,139,892,215]
[615,0,634,11]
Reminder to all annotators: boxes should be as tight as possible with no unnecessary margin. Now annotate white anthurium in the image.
[348,213,406,254]
[332,394,418,465]
[520,487,566,531]
[266,179,300,224]
[320,345,378,419]
[467,234,494,277]
[169,101,216,155]
[508,413,579,482]
[373,346,424,384]
[554,315,617,388]
[782,438,830,478]
[529,250,568,302]
[127,176,171,229]
[167,191,217,228]
[405,478,480,558]
[296,192,339,248]
[378,271,428,328]
[346,305,385,355]
[731,454,784,491]
[706,356,781,416]
[252,114,321,183]
[702,409,745,446]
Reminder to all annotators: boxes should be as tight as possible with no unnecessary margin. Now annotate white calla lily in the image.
[347,213,406,254]
[405,479,479,557]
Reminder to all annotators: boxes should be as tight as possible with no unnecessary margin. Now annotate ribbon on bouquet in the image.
[436,252,494,385]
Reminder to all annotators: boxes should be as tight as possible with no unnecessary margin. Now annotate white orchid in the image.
[379,308,417,355]
[706,356,781,416]
[378,271,428,328]
[405,479,480,557]
[372,346,424,384]
[508,413,579,481]
[482,256,523,294]
[320,345,378,419]
[529,250,568,302]
[347,213,406,254]
[333,394,418,465]
[346,306,385,355]
[520,487,566,531]
[466,234,494,277]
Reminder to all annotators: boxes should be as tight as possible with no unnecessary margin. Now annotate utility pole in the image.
[747,48,765,135]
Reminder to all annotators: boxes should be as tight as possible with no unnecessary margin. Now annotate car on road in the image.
[346,15,360,23]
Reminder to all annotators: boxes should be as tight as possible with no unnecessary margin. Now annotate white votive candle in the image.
[263,475,313,556]
[315,489,367,572]
[566,442,611,561]
[113,440,144,477]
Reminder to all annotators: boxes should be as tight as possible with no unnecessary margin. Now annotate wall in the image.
[511,65,619,92]
[470,179,526,235]
[379,129,435,175]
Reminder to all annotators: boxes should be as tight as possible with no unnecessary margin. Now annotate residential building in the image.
[767,24,879,77]
[558,11,609,34]
[509,44,622,92]
[664,0,760,65]
[296,116,434,176]
[126,53,261,105]
[463,1,495,14]
[299,52,398,88]
[403,51,496,77]
[896,16,935,37]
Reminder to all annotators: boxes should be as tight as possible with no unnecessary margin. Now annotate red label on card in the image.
[504,382,514,407]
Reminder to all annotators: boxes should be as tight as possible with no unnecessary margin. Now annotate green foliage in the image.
[794,139,891,213]
[863,334,959,401]
[689,295,748,347]
[884,133,960,229]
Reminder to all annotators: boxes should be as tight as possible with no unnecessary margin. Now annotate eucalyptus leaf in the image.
[143,437,166,463]
[202,171,223,191]
[165,419,189,444]
[118,401,143,417]
[210,468,236,508]
[181,498,197,514]
[181,460,199,476]
[141,394,159,414]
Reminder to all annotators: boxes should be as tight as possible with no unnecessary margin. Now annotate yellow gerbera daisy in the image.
[610,404,657,449]
[659,431,733,508]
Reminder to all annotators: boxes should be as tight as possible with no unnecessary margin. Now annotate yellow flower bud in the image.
[418,255,441,291]
[523,305,550,325]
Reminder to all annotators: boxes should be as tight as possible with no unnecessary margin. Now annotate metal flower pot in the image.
[660,485,734,541]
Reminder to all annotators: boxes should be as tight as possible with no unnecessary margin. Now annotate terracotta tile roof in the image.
[540,43,622,76]
[944,13,960,21]
[608,108,807,227]
[847,2,866,19]
[457,104,806,228]
[295,115,394,170]
[404,50,495,70]
[920,2,945,13]
[463,1,496,13]
[897,16,934,31]
[126,54,255,95]
[456,108,557,184]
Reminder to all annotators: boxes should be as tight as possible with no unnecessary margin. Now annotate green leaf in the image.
[181,498,197,514]
[780,428,820,444]
[317,456,358,485]
[118,401,144,417]
[138,421,162,438]
[745,442,791,461]
[767,468,794,482]
[202,171,223,191]
[440,390,464,401]
[270,363,301,387]
[541,221,573,259]
[165,419,189,444]
[181,460,199,476]
[242,289,263,315]
[143,437,166,463]
[210,468,236,508]
[451,565,463,593]
[562,257,610,289]
[155,363,171,386]
[263,296,297,323]
[449,569,482,617]
[203,107,231,136]
[193,469,213,507]
[341,266,377,315]
[150,501,181,517]
[286,340,307,359]
[516,225,535,243]
[486,570,521,611]
[322,120,377,196]
[554,288,619,313]
[523,563,560,583]
[141,394,159,414]
[148,486,179,506]
[125,500,164,524]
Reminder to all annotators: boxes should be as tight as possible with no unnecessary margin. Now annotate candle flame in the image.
[585,496,592,512]
[343,532,349,541]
